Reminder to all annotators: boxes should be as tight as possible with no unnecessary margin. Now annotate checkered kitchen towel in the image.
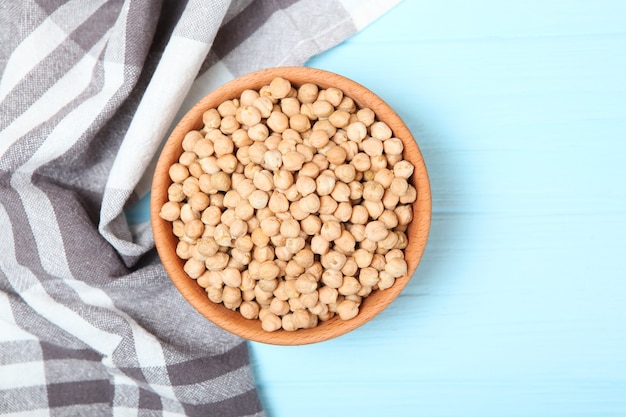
[0,0,399,415]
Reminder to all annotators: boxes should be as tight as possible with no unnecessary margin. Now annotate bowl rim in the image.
[151,66,432,345]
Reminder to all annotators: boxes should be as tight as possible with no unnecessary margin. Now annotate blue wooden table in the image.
[247,1,626,416]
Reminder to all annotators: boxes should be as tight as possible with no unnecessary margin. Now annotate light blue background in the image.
[249,1,626,416]
[126,1,626,415]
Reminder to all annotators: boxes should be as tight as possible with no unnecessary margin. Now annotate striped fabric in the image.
[0,0,399,415]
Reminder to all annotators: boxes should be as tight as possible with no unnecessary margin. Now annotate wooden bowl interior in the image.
[151,67,431,345]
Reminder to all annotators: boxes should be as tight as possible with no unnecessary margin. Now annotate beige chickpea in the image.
[318,195,338,215]
[359,238,377,255]
[269,297,290,316]
[328,109,351,128]
[197,236,219,257]
[361,138,384,157]
[285,236,305,254]
[176,240,192,260]
[390,177,409,196]
[336,299,359,320]
[346,121,367,142]
[267,191,289,214]
[295,175,316,196]
[299,292,319,310]
[248,190,268,210]
[207,286,223,304]
[349,205,368,225]
[321,269,343,289]
[299,215,321,235]
[300,193,321,214]
[363,199,385,219]
[310,234,330,255]
[400,184,417,204]
[334,164,356,183]
[217,155,238,174]
[251,170,273,192]
[370,121,393,140]
[183,258,205,279]
[382,189,400,210]
[321,250,347,271]
[330,182,350,203]
[358,266,379,288]
[379,209,399,229]
[374,169,394,189]
[333,202,352,223]
[338,276,361,296]
[220,267,241,288]
[315,174,336,196]
[312,100,334,118]
[183,219,204,240]
[333,229,356,254]
[393,160,414,179]
[320,220,342,241]
[385,257,408,278]
[240,89,259,106]
[168,183,185,202]
[169,163,189,183]
[383,137,404,155]
[364,221,389,242]
[318,285,339,305]
[159,201,181,222]
[172,220,184,238]
[377,231,399,252]
[308,129,330,149]
[293,249,315,269]
[289,113,311,132]
[240,301,260,320]
[267,111,289,133]
[377,271,395,290]
[297,83,319,103]
[183,130,203,151]
[395,205,413,225]
[282,151,305,171]
[299,162,320,179]
[362,181,385,202]
[260,311,282,332]
[269,77,291,98]
[285,260,305,278]
[289,201,309,221]
[272,169,293,190]
[326,146,347,165]
[295,274,318,294]
[351,152,371,172]
[252,95,273,118]
[250,228,270,248]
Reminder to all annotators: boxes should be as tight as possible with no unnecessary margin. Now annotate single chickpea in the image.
[300,193,321,214]
[312,100,334,119]
[285,236,306,254]
[295,274,318,294]
[217,154,238,174]
[362,138,384,157]
[348,181,363,200]
[207,286,223,304]
[299,162,321,179]
[338,276,361,296]
[334,164,356,183]
[297,83,319,103]
[285,260,305,278]
[267,111,289,133]
[239,301,260,320]
[248,190,269,209]
[182,130,203,151]
[260,216,281,237]
[399,184,417,204]
[251,228,270,248]
[377,231,399,251]
[390,177,409,196]
[219,115,240,135]
[320,220,342,241]
[393,160,414,179]
[333,230,356,254]
[341,257,358,277]
[363,199,385,219]
[395,205,413,225]
[382,189,400,210]
[159,201,181,222]
[172,220,184,238]
[326,146,347,165]
[377,271,395,290]
[315,174,336,196]
[211,172,231,192]
[346,121,367,142]
[300,292,319,310]
[217,99,238,117]
[289,114,311,132]
[348,224,366,242]
[321,269,343,289]
[362,180,385,202]
[336,299,359,320]
[269,297,290,316]
[168,183,185,202]
[330,182,351,202]
[379,209,399,229]
[370,121,393,140]
[334,202,352,222]
[308,129,330,149]
[364,221,389,242]
[269,77,291,98]
[273,169,294,191]
[169,163,189,183]
[351,153,371,172]
[189,192,210,212]
[318,195,338,215]
[252,95,274,118]
[183,258,205,279]
[176,240,192,260]
[293,248,315,269]
[295,175,316,196]
[350,205,369,225]
[183,219,204,240]
[198,156,219,175]
[321,250,347,271]
[282,151,306,171]
[300,214,322,236]
[310,234,330,255]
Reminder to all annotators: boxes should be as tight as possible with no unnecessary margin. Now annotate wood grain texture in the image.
[150,67,431,345]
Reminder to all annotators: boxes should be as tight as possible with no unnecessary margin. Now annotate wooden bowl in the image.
[151,67,431,345]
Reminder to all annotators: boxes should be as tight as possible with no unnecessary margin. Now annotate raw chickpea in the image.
[159,201,181,222]
[348,181,363,200]
[390,177,409,196]
[184,219,204,239]
[321,269,343,289]
[310,234,330,255]
[295,274,318,294]
[169,163,189,183]
[326,146,347,165]
[297,83,319,103]
[363,199,384,219]
[400,184,417,204]
[300,215,322,235]
[338,276,361,296]
[370,121,393,140]
[168,183,185,202]
[346,121,367,142]
[330,182,350,202]
[320,220,342,241]
[377,271,395,290]
[351,153,371,172]
[290,113,311,132]
[334,229,356,254]
[364,221,389,242]
[285,236,305,254]
[362,181,385,202]
[321,250,347,271]
[267,111,289,133]
[240,301,260,320]
[299,162,320,178]
[282,151,305,171]
[293,249,315,268]
[269,77,291,98]
[393,160,414,179]
[395,205,413,225]
[295,175,316,196]
[308,129,330,148]
[318,195,338,215]
[336,299,359,320]
[269,297,290,316]
[334,164,356,183]
[183,258,205,279]
[316,174,336,196]
[362,138,383,157]
[183,130,203,151]
[334,201,352,222]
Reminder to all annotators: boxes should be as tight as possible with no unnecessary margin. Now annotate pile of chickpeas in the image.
[159,76,416,332]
